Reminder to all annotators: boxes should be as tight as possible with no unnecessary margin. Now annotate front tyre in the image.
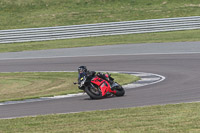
[85,85,103,99]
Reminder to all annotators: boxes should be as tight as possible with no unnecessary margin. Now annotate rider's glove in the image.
[78,85,84,90]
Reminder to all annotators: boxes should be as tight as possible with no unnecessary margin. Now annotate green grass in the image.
[0,72,139,102]
[0,1,199,131]
[1,0,200,53]
[1,29,200,53]
[0,0,200,30]
[1,102,200,132]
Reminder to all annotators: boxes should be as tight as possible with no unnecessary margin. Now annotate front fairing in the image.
[91,76,116,96]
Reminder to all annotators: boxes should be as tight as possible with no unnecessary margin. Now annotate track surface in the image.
[0,42,200,119]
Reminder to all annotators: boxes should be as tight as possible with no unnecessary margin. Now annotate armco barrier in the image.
[0,16,200,44]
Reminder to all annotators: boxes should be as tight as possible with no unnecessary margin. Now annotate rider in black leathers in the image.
[78,66,113,90]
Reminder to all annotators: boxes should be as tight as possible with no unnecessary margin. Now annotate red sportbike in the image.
[74,73,125,99]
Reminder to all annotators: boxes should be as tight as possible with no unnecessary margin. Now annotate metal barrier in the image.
[0,16,200,44]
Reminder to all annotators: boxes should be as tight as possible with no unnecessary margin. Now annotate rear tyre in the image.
[85,85,103,99]
[115,86,125,97]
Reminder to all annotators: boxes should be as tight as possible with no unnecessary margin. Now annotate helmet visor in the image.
[78,68,84,74]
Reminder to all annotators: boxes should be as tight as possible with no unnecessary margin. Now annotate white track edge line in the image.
[0,71,165,106]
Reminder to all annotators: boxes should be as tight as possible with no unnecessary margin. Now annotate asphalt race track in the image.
[0,42,200,119]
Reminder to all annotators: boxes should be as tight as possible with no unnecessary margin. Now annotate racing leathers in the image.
[78,71,113,90]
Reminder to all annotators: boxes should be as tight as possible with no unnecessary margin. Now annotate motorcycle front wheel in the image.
[85,85,103,99]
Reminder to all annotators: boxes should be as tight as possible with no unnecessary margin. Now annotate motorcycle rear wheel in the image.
[115,86,125,97]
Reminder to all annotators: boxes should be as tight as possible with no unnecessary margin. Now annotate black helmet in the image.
[78,66,87,74]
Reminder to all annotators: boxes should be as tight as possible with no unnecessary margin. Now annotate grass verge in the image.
[0,72,139,102]
[1,0,200,30]
[1,0,200,53]
[0,102,200,132]
[1,29,200,53]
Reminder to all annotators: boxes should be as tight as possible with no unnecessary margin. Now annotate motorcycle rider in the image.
[78,66,113,89]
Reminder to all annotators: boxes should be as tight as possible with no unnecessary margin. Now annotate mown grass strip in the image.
[0,102,200,132]
[1,0,200,30]
[1,0,200,53]
[0,72,139,102]
[1,29,200,53]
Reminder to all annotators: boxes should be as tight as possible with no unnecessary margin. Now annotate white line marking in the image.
[0,71,165,106]
[140,77,160,81]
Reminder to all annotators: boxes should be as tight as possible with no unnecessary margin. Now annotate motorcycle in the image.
[74,72,125,99]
